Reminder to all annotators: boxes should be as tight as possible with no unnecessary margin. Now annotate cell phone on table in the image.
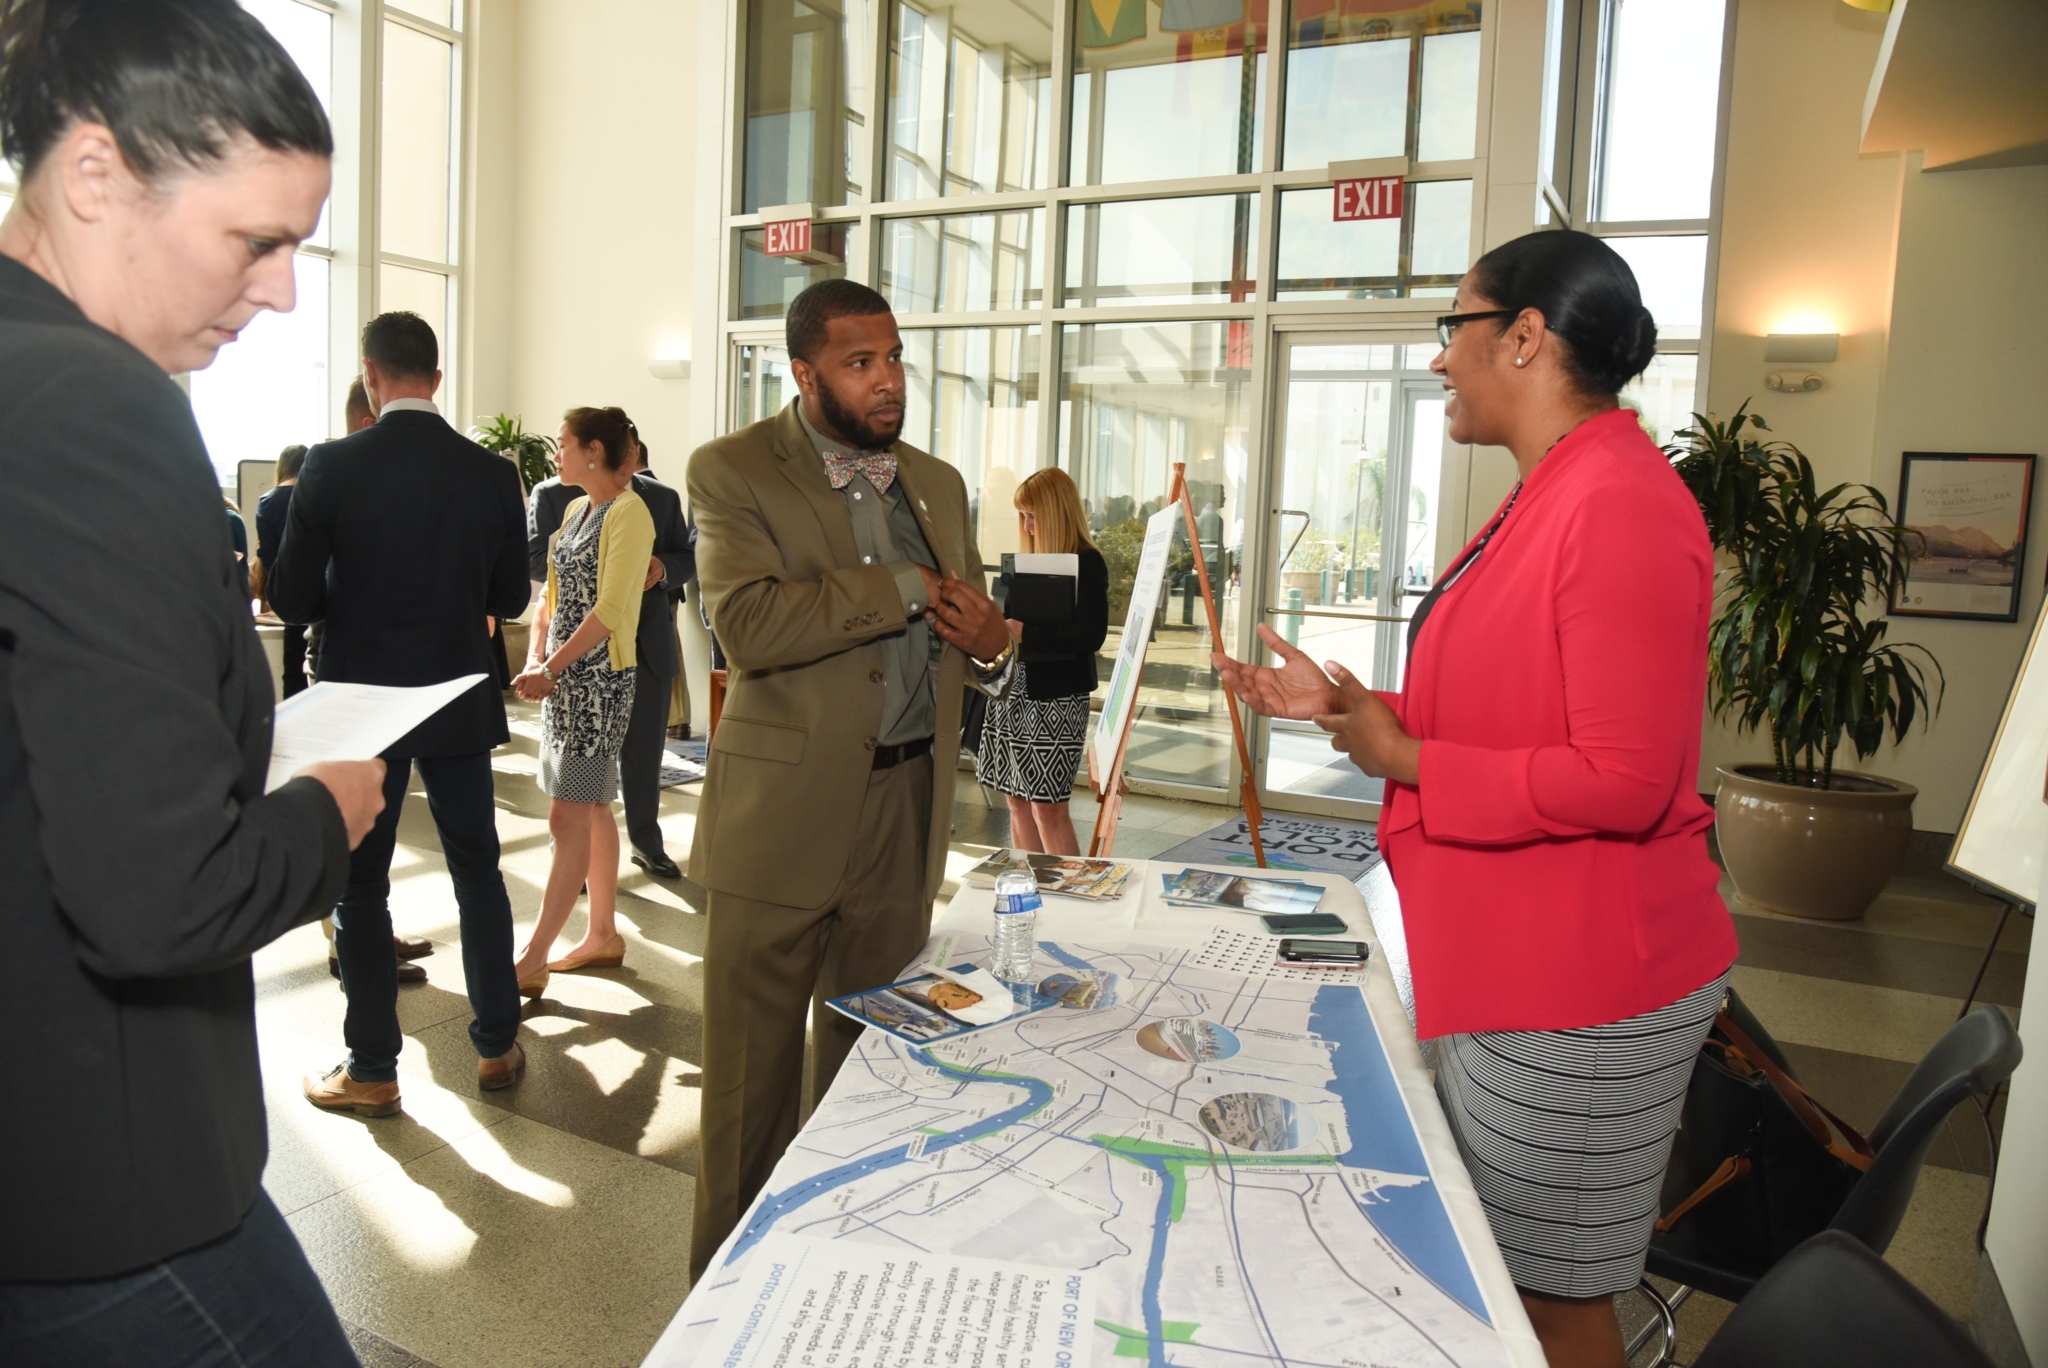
[1276,938,1370,967]
[1259,911,1349,936]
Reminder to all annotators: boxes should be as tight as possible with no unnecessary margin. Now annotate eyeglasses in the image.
[1435,310,1519,350]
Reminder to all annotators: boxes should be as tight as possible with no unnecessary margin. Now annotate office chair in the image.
[1692,1230,1995,1368]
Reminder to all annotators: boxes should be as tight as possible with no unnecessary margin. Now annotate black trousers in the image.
[620,662,673,859]
[280,623,308,698]
[333,752,520,1081]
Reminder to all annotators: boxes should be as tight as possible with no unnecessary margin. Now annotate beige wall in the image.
[1700,0,2048,834]
[471,0,709,724]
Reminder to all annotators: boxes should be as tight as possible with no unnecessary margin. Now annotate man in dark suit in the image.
[529,424,694,877]
[271,311,533,1112]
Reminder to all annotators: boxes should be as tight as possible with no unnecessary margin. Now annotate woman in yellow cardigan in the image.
[510,407,656,995]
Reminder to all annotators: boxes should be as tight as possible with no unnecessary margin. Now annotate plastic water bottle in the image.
[990,870,1041,984]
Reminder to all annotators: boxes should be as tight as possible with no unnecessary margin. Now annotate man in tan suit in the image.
[685,280,1013,1279]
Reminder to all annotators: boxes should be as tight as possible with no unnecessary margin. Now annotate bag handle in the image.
[1655,1154,1751,1233]
[1715,1010,1874,1171]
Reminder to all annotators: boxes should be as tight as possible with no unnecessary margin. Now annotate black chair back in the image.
[1831,1006,2022,1254]
[1693,1230,1994,1368]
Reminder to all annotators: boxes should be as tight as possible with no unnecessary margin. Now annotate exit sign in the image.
[1334,176,1405,222]
[763,217,812,256]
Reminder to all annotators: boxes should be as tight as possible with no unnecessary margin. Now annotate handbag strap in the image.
[1715,1010,1875,1170]
[1655,1154,1751,1233]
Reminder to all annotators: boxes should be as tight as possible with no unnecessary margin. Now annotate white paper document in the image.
[265,675,486,792]
[692,1234,1094,1368]
[1012,552,1080,596]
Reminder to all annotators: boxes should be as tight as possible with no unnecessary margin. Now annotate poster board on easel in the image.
[1949,591,2048,907]
[1088,463,1266,866]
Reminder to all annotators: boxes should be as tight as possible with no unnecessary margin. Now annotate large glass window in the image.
[1273,179,1469,298]
[1059,320,1248,789]
[1593,0,1723,223]
[736,223,861,319]
[881,210,1045,313]
[1064,195,1257,306]
[380,20,453,264]
[745,0,875,211]
[193,0,336,484]
[888,0,1054,201]
[1605,233,1705,341]
[1070,1,1268,186]
[1281,0,1481,169]
[900,327,1043,559]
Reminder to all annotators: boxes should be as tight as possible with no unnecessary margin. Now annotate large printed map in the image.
[659,940,1512,1368]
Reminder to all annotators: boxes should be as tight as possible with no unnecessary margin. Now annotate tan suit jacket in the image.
[685,402,976,910]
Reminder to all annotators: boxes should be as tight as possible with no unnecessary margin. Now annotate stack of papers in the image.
[1160,868,1326,914]
[963,849,1135,901]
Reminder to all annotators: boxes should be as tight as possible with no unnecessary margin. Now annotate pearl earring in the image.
[1515,358,1526,367]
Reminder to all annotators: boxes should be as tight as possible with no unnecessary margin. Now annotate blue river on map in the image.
[724,943,1487,1363]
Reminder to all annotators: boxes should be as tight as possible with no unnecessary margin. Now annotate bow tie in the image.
[820,447,898,495]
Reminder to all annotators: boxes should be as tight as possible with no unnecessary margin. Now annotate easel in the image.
[1090,462,1267,866]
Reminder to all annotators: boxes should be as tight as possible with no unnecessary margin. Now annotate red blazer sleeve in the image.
[1417,482,1710,844]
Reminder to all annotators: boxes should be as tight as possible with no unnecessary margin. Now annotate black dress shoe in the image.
[631,848,681,879]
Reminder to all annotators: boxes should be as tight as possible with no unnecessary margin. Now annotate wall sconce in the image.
[648,356,690,380]
[1764,333,1839,363]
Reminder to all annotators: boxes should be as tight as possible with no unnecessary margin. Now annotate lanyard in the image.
[1404,482,1522,662]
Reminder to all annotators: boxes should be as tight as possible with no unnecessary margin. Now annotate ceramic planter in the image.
[1714,764,1918,920]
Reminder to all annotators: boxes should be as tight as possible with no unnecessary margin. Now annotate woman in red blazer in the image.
[1220,231,1737,1368]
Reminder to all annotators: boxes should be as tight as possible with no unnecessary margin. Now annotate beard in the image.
[815,374,904,451]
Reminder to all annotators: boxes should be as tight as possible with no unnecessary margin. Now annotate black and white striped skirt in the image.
[1432,969,1731,1297]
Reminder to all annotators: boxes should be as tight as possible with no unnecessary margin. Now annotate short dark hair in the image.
[1469,230,1657,397]
[563,406,635,474]
[344,377,372,425]
[0,0,332,185]
[785,278,892,363]
[275,443,307,482]
[361,311,438,382]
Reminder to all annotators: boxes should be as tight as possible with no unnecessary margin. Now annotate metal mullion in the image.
[1037,0,1071,478]
[296,243,338,261]
[866,0,893,215]
[378,250,455,275]
[1051,303,1256,324]
[381,6,459,44]
[893,308,1044,328]
[1587,218,1711,238]
[1696,0,1738,404]
[1263,0,1289,173]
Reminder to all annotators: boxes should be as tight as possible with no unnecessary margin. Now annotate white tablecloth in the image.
[645,859,1544,1368]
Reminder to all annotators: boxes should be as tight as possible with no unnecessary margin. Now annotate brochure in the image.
[1160,869,1326,915]
[962,849,1135,901]
[827,965,1063,1045]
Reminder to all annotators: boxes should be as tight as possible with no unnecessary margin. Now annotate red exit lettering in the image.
[762,218,812,256]
[1333,176,1405,222]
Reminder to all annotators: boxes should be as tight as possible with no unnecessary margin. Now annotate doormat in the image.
[1156,813,1381,876]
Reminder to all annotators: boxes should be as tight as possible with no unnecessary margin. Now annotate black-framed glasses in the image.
[1436,310,1518,349]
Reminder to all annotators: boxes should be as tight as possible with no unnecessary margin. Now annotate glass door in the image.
[731,341,794,430]
[1257,335,1455,815]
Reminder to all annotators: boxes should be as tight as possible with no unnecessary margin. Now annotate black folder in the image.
[1003,572,1075,625]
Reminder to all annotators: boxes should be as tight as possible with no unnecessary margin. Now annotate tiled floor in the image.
[253,704,2028,1367]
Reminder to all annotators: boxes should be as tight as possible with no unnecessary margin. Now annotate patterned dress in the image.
[976,662,1091,803]
[538,498,636,803]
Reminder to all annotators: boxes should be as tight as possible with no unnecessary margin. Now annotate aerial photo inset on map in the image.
[1198,1091,1319,1151]
[1137,1017,1242,1062]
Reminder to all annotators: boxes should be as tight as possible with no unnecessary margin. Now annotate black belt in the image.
[871,736,934,771]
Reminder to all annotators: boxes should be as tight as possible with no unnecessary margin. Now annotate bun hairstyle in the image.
[0,0,332,185]
[1469,230,1657,397]
[562,406,635,474]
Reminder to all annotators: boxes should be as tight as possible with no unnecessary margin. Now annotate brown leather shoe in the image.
[394,934,435,960]
[478,1041,527,1091]
[329,958,426,983]
[303,1063,400,1118]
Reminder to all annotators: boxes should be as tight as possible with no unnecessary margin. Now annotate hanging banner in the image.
[1334,175,1405,222]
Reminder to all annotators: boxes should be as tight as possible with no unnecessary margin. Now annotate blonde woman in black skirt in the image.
[977,468,1110,854]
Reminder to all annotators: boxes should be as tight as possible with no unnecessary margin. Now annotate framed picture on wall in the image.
[1888,452,2036,622]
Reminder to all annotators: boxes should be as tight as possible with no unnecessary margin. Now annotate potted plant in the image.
[1669,406,1943,920]
[470,413,558,495]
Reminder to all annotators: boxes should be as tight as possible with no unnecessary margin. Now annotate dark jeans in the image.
[620,662,673,859]
[0,1192,356,1367]
[334,751,519,1081]
[281,622,308,698]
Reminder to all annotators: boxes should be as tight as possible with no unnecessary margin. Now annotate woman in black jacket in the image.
[977,468,1110,855]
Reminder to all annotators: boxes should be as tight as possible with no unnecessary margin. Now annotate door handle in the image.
[1275,509,1312,573]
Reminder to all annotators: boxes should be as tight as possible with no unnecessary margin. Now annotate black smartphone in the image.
[1260,911,1350,936]
[1276,938,1371,966]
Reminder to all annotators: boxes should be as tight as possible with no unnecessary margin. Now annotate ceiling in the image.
[1860,0,2048,170]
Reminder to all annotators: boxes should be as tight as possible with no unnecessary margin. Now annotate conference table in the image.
[644,858,1544,1368]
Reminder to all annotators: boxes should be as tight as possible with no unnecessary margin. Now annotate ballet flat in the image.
[517,968,550,999]
[546,934,626,974]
